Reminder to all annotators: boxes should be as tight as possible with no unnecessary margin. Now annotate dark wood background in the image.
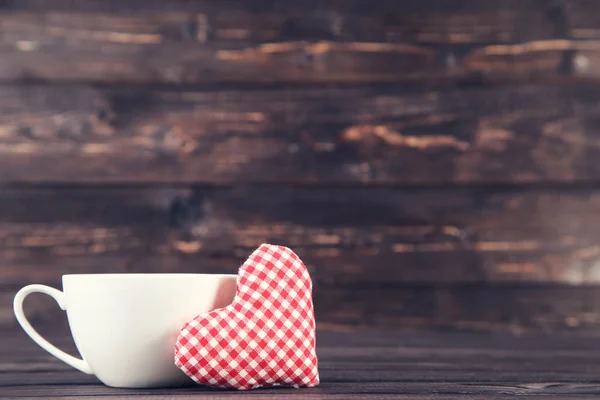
[4,0,600,334]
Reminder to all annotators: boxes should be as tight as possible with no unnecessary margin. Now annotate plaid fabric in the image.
[174,244,319,390]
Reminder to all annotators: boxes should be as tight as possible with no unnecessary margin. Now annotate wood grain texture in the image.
[5,84,600,183]
[4,186,600,332]
[4,382,600,399]
[2,0,600,340]
[4,329,600,398]
[0,0,578,84]
[563,1,600,80]
[6,186,600,286]
[11,396,594,400]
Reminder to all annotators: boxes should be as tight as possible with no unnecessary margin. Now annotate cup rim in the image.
[62,273,237,279]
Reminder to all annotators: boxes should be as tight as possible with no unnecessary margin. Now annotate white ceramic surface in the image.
[13,273,237,388]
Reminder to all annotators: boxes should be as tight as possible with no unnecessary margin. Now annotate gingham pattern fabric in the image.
[174,244,319,390]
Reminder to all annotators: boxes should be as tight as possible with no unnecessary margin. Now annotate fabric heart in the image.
[174,244,319,390]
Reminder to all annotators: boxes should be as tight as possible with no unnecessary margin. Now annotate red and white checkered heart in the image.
[174,244,319,390]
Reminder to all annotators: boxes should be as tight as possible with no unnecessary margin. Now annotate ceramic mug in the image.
[13,273,237,388]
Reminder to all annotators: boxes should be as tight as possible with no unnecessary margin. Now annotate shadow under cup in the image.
[55,274,236,388]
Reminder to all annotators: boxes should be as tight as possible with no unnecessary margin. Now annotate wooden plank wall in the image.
[3,0,600,333]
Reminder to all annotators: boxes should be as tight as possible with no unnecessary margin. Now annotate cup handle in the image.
[13,284,93,374]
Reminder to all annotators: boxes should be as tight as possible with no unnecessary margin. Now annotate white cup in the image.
[13,273,237,388]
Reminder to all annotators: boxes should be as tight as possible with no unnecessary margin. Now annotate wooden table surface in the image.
[3,327,600,400]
